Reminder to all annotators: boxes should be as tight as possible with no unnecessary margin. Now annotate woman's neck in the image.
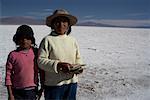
[51,31,66,36]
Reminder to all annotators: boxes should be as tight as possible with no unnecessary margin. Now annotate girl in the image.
[5,25,38,100]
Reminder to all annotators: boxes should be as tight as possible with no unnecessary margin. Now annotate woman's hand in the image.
[57,62,72,73]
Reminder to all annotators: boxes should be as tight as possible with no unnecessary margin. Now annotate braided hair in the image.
[13,25,36,46]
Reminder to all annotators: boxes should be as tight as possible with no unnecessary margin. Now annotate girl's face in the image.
[53,17,69,35]
[18,36,32,49]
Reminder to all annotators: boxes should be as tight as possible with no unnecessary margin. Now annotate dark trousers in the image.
[13,88,36,100]
[44,83,77,100]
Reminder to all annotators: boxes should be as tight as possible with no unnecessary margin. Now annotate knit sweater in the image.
[38,32,83,86]
[5,48,38,89]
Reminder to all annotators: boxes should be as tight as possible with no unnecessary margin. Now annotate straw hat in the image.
[46,9,77,27]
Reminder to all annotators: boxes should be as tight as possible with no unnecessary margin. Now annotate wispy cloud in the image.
[26,9,53,18]
[31,12,50,16]
[83,15,95,19]
[126,13,149,17]
[43,9,53,12]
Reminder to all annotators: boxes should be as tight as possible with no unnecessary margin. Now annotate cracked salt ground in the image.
[0,25,150,100]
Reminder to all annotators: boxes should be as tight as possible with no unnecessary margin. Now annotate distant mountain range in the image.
[0,16,150,28]
[0,17,45,25]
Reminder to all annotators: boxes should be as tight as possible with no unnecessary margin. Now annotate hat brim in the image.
[46,14,77,27]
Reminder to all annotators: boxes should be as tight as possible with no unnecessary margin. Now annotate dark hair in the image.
[66,26,71,35]
[13,25,36,46]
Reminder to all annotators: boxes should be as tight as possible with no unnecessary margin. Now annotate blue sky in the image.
[0,0,150,26]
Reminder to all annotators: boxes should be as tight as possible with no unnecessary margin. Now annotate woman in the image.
[38,9,85,100]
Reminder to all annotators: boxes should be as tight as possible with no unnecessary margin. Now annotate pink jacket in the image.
[5,48,38,89]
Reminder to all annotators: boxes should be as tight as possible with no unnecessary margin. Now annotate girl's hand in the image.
[8,95,15,100]
[7,86,15,100]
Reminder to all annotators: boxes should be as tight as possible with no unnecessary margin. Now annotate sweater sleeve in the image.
[38,37,59,73]
[5,53,13,86]
[74,39,83,64]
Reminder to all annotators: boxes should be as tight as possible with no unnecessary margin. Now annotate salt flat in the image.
[0,25,150,100]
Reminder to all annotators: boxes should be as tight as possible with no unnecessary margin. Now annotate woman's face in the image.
[53,17,69,35]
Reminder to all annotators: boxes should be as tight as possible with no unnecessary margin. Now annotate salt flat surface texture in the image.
[0,25,150,100]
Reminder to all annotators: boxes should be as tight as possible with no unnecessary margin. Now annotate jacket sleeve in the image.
[38,37,59,73]
[5,53,13,86]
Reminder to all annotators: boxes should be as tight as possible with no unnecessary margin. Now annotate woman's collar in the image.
[50,31,67,37]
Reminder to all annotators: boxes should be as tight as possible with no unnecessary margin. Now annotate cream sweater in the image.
[38,32,83,86]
